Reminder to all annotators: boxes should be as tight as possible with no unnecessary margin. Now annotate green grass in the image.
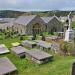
[0,33,75,75]
[72,21,75,29]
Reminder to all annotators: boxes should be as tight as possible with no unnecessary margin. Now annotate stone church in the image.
[13,15,63,35]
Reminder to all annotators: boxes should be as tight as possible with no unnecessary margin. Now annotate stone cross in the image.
[68,12,71,29]
[64,12,74,42]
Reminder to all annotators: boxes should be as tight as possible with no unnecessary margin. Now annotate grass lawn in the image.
[0,33,75,75]
[72,21,75,29]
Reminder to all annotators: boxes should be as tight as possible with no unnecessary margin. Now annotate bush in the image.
[60,40,75,56]
[60,41,68,55]
[43,32,48,35]
[67,42,75,55]
[32,34,36,40]
[40,33,43,36]
[20,36,24,40]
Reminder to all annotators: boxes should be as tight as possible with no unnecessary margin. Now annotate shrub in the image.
[40,33,43,36]
[20,36,24,40]
[32,34,36,40]
[60,40,69,55]
[60,39,75,56]
[67,42,75,55]
[43,32,48,35]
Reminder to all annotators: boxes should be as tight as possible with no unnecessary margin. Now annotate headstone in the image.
[72,62,75,75]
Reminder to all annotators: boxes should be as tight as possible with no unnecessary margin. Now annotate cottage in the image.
[11,46,28,58]
[26,49,53,64]
[14,15,46,35]
[0,57,17,75]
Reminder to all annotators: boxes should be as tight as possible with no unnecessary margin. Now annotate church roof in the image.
[41,17,52,23]
[15,15,36,26]
[41,16,60,23]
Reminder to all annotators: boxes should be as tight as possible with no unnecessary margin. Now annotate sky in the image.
[0,0,75,11]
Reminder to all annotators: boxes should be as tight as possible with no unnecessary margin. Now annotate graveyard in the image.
[1,0,75,74]
[0,12,75,75]
[0,29,75,75]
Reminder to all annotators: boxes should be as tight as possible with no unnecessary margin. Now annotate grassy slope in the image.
[0,35,75,75]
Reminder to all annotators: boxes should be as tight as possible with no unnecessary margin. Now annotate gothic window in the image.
[32,23,41,34]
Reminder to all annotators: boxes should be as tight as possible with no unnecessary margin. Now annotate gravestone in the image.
[72,62,75,75]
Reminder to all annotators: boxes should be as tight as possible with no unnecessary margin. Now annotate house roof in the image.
[0,18,15,23]
[26,49,53,60]
[41,16,60,23]
[15,15,36,26]
[0,57,17,75]
[11,46,28,54]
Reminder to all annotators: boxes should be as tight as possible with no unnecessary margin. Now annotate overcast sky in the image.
[0,0,75,11]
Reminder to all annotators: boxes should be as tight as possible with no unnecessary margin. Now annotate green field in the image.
[0,33,75,75]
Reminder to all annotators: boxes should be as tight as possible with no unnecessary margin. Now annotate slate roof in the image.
[0,57,17,75]
[26,49,53,60]
[41,16,60,23]
[0,18,15,23]
[15,15,36,26]
[41,17,52,23]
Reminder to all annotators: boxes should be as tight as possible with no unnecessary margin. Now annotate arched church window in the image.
[32,23,42,34]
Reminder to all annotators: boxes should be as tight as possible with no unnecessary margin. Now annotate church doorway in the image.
[32,23,42,35]
[51,27,57,35]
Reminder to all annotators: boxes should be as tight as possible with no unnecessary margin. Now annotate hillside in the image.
[0,10,75,18]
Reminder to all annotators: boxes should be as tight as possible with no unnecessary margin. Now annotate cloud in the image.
[0,0,75,11]
[7,0,17,4]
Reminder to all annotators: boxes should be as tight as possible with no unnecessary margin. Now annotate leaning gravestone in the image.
[72,62,75,75]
